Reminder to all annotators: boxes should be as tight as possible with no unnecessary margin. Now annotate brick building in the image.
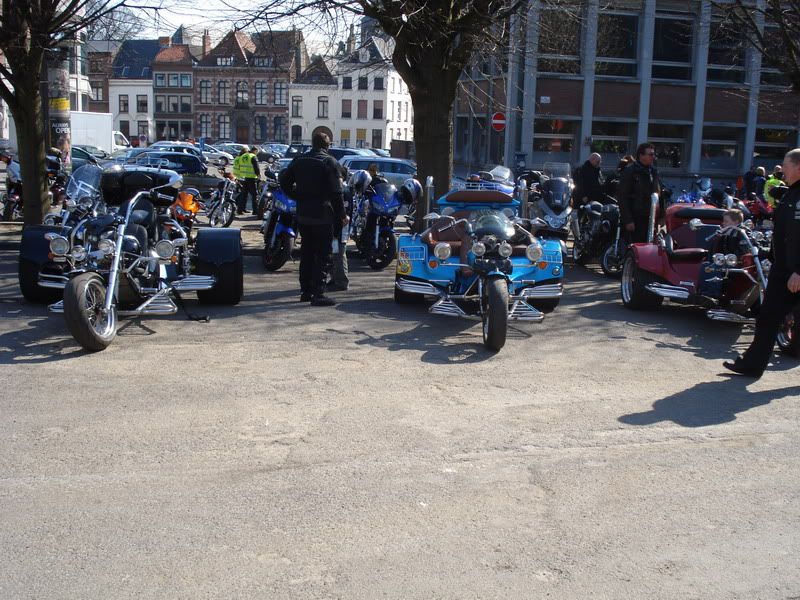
[86,41,119,114]
[152,40,198,141]
[193,30,307,144]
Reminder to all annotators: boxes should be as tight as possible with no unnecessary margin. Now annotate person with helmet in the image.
[233,146,261,215]
[279,131,346,306]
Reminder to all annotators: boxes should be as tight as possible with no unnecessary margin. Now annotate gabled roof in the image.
[294,55,336,85]
[111,39,161,79]
[251,30,306,71]
[197,30,254,67]
[336,36,394,70]
[152,44,197,66]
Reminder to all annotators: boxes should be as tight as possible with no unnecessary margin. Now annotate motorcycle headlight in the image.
[97,239,114,255]
[70,245,87,262]
[761,259,772,274]
[526,241,543,262]
[433,242,452,261]
[175,206,190,217]
[471,241,486,257]
[155,239,176,259]
[751,231,764,242]
[498,241,513,258]
[49,235,70,256]
[712,253,726,267]
[725,253,738,267]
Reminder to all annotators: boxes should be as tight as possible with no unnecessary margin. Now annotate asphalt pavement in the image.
[1,250,799,599]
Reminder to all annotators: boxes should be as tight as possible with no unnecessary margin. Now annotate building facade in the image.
[194,30,305,144]
[151,39,197,141]
[456,0,800,180]
[108,40,161,145]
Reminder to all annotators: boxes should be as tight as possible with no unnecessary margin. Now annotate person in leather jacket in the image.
[725,149,800,378]
[279,132,346,306]
[574,153,604,206]
[617,143,660,244]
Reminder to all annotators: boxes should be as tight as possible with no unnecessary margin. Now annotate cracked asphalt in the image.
[1,247,799,599]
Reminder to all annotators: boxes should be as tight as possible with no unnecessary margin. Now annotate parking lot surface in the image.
[1,250,799,599]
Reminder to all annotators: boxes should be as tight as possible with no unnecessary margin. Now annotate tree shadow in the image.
[0,311,86,364]
[619,377,800,428]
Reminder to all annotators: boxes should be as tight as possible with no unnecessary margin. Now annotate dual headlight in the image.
[48,235,70,256]
[433,242,451,261]
[712,253,738,267]
[154,239,176,260]
[526,241,544,263]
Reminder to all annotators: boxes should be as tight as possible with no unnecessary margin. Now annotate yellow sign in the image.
[49,97,70,111]
[396,259,411,275]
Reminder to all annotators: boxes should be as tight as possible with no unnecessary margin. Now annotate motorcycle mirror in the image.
[423,212,441,221]
[688,218,703,231]
[173,238,188,247]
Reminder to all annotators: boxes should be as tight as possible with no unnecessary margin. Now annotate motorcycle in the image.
[744,192,774,229]
[201,175,238,227]
[261,187,297,271]
[255,157,279,219]
[355,179,401,270]
[673,176,712,205]
[527,162,573,256]
[572,196,624,277]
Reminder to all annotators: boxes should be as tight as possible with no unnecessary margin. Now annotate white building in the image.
[288,36,413,150]
[108,40,162,145]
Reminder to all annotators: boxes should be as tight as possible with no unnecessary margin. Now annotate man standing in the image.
[724,148,800,378]
[617,143,660,244]
[574,153,605,206]
[328,162,350,292]
[233,146,260,215]
[279,132,346,306]
[764,165,784,207]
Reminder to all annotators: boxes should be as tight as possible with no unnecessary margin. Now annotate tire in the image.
[572,240,588,266]
[777,311,800,358]
[482,277,509,352]
[196,255,243,305]
[620,252,663,310]
[210,201,236,228]
[600,242,624,278]
[18,258,62,304]
[3,199,15,222]
[262,234,293,271]
[367,231,397,270]
[63,272,117,352]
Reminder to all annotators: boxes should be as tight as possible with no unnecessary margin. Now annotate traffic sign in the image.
[491,112,506,132]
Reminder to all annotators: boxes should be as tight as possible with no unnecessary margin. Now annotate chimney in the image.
[202,29,211,57]
[158,36,171,48]
[346,24,355,54]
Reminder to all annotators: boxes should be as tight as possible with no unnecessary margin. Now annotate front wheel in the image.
[777,311,800,358]
[367,231,397,270]
[621,252,663,310]
[482,277,509,352]
[210,201,236,228]
[601,241,624,278]
[262,234,294,271]
[63,272,117,351]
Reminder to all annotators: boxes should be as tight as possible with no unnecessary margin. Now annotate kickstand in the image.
[161,279,210,322]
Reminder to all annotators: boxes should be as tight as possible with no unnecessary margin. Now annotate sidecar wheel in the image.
[777,311,800,358]
[63,273,117,352]
[482,277,508,352]
[621,252,663,310]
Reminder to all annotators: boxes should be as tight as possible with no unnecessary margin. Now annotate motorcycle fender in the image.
[194,227,242,265]
[630,243,665,276]
[20,225,64,266]
[275,222,297,239]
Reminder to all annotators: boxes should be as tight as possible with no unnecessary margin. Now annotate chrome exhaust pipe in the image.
[647,192,659,243]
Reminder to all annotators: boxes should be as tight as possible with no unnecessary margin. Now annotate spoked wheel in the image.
[63,272,117,351]
[777,311,800,357]
[621,252,663,310]
[601,241,624,278]
[263,234,294,271]
[481,277,509,352]
[209,201,236,228]
[367,231,397,270]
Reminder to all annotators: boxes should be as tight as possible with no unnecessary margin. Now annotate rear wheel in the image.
[482,277,509,352]
[601,241,624,278]
[209,201,236,228]
[367,231,397,270]
[63,272,117,351]
[621,252,663,310]
[777,311,800,357]
[18,258,62,304]
[196,256,243,305]
[262,234,293,271]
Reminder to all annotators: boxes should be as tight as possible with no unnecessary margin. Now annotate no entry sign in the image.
[491,112,506,132]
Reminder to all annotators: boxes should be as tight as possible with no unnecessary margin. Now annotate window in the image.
[391,78,395,92]
[356,128,367,148]
[291,125,302,142]
[648,124,689,169]
[590,121,633,161]
[374,77,384,90]
[291,96,302,118]
[168,95,179,113]
[199,114,211,138]
[90,82,104,101]
[318,96,329,118]
[701,126,743,172]
[253,57,273,67]
[254,81,268,105]
[137,120,148,139]
[136,95,148,113]
[236,81,249,107]
[373,100,383,120]
[371,129,382,149]
[273,116,285,141]
[537,9,581,74]
[404,102,409,122]
[154,73,166,87]
[358,76,368,90]
[707,22,746,83]
[274,82,287,105]
[217,57,233,66]
[180,121,192,139]
[199,80,211,104]
[342,99,352,118]
[218,81,230,104]
[596,13,638,77]
[119,120,130,138]
[532,119,577,163]
[218,115,231,140]
[342,76,352,90]
[340,129,351,146]
[180,95,191,113]
[180,73,191,87]
[168,73,179,87]
[390,101,394,121]
[255,116,268,141]
[119,94,129,113]
[753,128,795,164]
[357,99,368,119]
[761,26,791,86]
[155,95,165,112]
[652,16,693,80]
[396,101,402,121]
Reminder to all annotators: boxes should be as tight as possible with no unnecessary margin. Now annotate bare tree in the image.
[0,0,131,224]
[85,1,146,41]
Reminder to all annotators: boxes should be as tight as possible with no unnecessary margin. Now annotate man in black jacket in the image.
[279,132,346,306]
[574,153,604,206]
[617,143,660,243]
[725,148,800,378]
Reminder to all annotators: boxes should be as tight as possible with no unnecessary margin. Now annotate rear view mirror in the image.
[423,212,441,221]
[689,218,703,231]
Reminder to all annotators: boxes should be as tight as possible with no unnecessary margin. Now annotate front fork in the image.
[104,221,126,313]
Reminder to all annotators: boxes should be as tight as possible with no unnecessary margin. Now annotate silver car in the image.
[339,156,417,188]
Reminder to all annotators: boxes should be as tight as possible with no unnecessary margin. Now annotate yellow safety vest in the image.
[235,152,257,179]
[764,175,782,207]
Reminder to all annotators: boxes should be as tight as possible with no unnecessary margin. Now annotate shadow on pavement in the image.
[0,314,86,364]
[619,376,800,428]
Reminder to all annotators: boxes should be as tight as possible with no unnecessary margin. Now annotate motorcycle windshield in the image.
[66,164,102,201]
[369,182,399,214]
[543,162,572,180]
[543,178,571,211]
[488,165,513,183]
[471,210,515,240]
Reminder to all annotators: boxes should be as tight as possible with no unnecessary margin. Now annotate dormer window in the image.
[217,57,233,66]
[253,57,273,67]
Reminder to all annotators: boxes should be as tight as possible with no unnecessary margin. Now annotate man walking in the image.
[724,149,800,378]
[233,146,260,215]
[279,132,346,306]
[617,143,660,243]
[574,153,605,206]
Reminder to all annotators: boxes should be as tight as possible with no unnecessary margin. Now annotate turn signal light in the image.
[538,261,548,269]
[428,259,438,269]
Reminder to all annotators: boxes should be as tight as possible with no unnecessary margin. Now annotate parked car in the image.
[217,143,250,157]
[116,147,151,163]
[263,142,288,155]
[192,143,234,167]
[372,148,391,157]
[71,146,101,171]
[148,142,207,163]
[284,144,310,158]
[340,156,417,188]
[74,144,110,159]
[328,147,376,160]
[256,146,281,163]
[130,151,207,175]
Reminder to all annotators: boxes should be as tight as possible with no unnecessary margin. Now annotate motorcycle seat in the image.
[664,234,708,261]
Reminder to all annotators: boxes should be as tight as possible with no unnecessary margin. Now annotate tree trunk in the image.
[11,73,49,225]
